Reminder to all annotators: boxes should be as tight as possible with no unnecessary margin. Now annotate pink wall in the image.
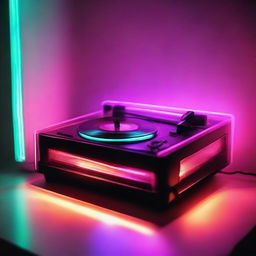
[21,1,256,172]
[21,0,71,167]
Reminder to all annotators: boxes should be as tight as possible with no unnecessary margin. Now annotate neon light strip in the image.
[129,107,182,117]
[103,100,233,117]
[48,149,155,188]
[179,138,224,180]
[26,184,154,235]
[78,132,154,143]
[9,0,25,162]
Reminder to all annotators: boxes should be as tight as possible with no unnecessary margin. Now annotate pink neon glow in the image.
[102,100,233,117]
[180,138,224,179]
[25,184,155,236]
[116,107,182,123]
[22,3,253,176]
[48,149,155,190]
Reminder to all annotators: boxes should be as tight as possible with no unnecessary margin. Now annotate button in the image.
[148,140,167,150]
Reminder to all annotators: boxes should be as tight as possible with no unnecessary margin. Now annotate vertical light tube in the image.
[9,0,25,162]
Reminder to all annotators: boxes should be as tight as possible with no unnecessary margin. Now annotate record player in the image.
[36,101,232,207]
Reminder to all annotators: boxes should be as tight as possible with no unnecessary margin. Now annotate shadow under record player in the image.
[36,101,232,207]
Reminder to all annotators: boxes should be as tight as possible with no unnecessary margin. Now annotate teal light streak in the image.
[78,132,154,143]
[9,0,26,162]
[13,187,30,249]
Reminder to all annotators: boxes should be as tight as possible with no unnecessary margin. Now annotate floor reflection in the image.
[25,183,155,236]
[1,172,255,255]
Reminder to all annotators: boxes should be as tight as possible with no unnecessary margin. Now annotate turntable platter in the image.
[78,117,157,143]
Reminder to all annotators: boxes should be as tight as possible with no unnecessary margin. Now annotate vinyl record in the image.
[78,117,157,143]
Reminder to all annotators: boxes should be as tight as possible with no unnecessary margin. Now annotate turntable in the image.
[36,101,232,207]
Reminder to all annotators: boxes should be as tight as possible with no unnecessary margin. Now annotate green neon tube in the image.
[9,0,26,162]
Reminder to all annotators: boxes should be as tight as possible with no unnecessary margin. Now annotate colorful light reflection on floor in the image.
[1,173,255,256]
[24,184,155,236]
[183,191,227,227]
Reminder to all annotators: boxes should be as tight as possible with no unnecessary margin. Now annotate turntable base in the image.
[36,101,232,207]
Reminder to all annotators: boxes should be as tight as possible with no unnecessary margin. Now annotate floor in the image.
[0,168,255,256]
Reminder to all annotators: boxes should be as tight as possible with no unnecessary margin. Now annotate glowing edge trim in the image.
[9,0,26,162]
[78,132,154,143]
[102,100,233,116]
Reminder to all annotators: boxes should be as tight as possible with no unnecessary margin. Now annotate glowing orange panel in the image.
[47,149,155,191]
[180,138,224,180]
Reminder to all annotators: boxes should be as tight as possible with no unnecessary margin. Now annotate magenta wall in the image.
[21,0,256,172]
